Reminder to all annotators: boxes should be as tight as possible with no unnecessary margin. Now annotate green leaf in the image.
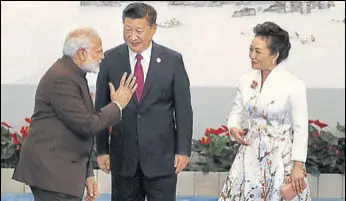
[17,134,25,145]
[320,130,339,145]
[309,124,320,133]
[336,122,345,133]
[1,126,10,135]
[1,143,17,160]
[192,122,345,175]
[1,136,10,145]
[306,165,320,176]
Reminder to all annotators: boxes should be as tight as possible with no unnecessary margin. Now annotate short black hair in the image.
[253,21,291,64]
[122,2,157,26]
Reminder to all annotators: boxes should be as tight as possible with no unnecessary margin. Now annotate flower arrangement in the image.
[189,125,240,173]
[0,117,101,169]
[306,120,345,175]
[190,120,345,176]
[1,117,344,175]
[1,118,31,168]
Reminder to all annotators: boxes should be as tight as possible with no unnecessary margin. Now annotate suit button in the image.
[137,114,141,118]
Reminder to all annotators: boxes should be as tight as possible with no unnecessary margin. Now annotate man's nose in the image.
[249,51,256,59]
[130,32,138,41]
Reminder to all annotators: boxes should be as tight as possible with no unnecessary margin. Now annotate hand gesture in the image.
[97,154,110,174]
[174,155,189,174]
[291,161,307,194]
[109,72,137,109]
[85,176,98,201]
[229,127,250,146]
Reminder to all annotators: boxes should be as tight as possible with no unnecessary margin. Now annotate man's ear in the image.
[151,24,157,35]
[77,48,87,61]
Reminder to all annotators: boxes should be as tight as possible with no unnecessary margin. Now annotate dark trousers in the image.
[30,186,81,201]
[111,164,177,201]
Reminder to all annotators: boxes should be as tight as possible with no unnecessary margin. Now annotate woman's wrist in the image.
[293,161,304,169]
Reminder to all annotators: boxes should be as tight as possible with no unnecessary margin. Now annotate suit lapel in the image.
[140,41,162,105]
[81,80,94,112]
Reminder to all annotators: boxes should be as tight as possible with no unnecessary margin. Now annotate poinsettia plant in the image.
[1,118,31,167]
[190,125,240,173]
[306,120,345,175]
[1,117,101,169]
[191,120,345,176]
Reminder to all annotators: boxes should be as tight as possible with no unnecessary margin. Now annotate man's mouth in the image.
[131,42,140,47]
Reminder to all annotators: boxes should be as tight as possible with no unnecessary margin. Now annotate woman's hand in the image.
[291,161,307,194]
[229,127,250,146]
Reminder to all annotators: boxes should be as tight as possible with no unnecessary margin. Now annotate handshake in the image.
[108,72,137,109]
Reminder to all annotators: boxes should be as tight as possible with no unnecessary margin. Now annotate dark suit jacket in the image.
[95,41,193,178]
[12,55,121,198]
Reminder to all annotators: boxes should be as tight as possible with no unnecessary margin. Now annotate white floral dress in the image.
[219,66,311,201]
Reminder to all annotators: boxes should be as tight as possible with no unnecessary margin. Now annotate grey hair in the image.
[62,27,99,57]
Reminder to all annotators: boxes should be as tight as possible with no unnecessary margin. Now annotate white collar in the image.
[128,41,152,63]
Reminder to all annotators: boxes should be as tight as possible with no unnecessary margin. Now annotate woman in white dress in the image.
[218,22,311,201]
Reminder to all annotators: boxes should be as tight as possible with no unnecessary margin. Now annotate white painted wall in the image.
[1,1,345,88]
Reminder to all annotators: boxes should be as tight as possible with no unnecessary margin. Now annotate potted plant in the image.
[1,118,30,168]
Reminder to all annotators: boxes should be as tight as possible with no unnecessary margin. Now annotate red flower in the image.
[25,117,31,124]
[221,125,229,131]
[1,122,12,128]
[204,125,229,136]
[9,133,19,145]
[205,128,220,135]
[199,136,210,144]
[315,120,328,128]
[251,80,258,89]
[204,128,211,135]
[216,128,226,135]
[205,138,211,144]
[312,131,320,137]
[205,128,215,135]
[309,119,328,128]
[20,126,29,138]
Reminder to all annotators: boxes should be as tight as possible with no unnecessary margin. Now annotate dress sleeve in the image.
[289,80,309,162]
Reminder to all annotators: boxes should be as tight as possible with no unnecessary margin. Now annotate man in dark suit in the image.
[12,27,137,201]
[95,2,193,201]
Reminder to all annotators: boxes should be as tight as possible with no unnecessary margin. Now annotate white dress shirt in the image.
[111,43,152,114]
[128,42,152,83]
